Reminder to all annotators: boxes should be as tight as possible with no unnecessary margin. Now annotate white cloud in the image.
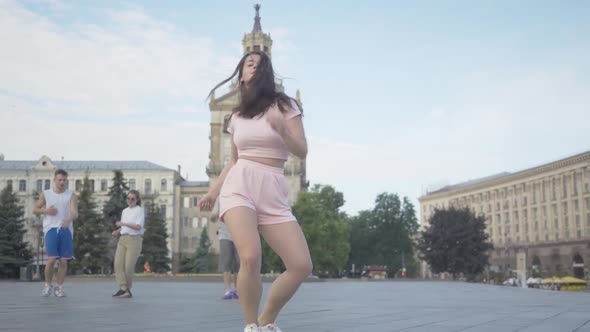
[0,1,232,116]
[0,1,233,181]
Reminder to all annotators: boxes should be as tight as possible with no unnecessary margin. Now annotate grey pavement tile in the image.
[2,280,590,331]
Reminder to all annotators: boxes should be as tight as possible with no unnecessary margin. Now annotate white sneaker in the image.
[54,286,66,297]
[40,284,52,297]
[259,324,282,332]
[244,323,260,332]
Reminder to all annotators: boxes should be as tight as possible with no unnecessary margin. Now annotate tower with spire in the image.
[207,4,307,204]
[242,4,273,56]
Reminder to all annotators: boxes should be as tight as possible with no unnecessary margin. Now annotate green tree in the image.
[138,202,170,273]
[102,170,129,272]
[70,176,109,274]
[348,210,373,276]
[195,226,210,273]
[418,207,493,279]
[293,185,350,277]
[347,193,419,278]
[103,170,129,229]
[0,185,31,278]
[179,253,196,273]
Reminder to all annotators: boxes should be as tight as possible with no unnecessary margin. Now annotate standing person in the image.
[111,190,144,298]
[199,50,313,332]
[211,202,240,300]
[33,169,78,297]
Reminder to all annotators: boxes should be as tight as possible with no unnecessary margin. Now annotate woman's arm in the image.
[280,116,307,159]
[198,135,238,211]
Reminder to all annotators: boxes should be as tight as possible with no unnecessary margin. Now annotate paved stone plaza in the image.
[1,279,589,332]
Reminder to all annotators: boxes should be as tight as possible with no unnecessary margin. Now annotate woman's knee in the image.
[238,251,261,273]
[288,257,313,277]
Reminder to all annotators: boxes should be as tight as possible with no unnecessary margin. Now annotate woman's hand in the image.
[111,229,120,237]
[266,107,287,137]
[198,192,216,211]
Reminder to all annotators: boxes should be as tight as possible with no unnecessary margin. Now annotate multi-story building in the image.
[0,154,178,267]
[419,151,590,279]
[0,4,307,274]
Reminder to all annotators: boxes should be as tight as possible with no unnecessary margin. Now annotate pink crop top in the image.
[228,99,302,161]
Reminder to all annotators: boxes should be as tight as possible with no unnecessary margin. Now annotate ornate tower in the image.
[242,4,273,56]
[207,4,307,204]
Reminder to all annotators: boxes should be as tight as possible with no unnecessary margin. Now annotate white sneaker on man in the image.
[259,324,282,332]
[40,284,52,297]
[244,323,260,332]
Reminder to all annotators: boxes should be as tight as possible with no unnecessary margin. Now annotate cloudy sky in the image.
[1,0,589,216]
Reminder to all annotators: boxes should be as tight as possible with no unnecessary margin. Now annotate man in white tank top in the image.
[33,169,78,297]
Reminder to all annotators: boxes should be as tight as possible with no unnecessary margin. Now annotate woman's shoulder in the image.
[275,97,302,119]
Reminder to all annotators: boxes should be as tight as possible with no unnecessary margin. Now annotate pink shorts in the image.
[219,159,296,225]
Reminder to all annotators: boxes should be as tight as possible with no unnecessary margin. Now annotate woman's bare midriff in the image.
[240,156,285,168]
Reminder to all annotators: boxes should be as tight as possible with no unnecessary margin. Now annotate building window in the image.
[36,180,43,193]
[19,180,26,192]
[193,197,198,207]
[161,179,167,192]
[88,179,95,193]
[563,202,568,215]
[75,180,82,192]
[183,197,189,208]
[101,179,108,192]
[573,173,579,196]
[160,205,166,219]
[264,46,269,52]
[44,179,50,190]
[542,181,546,202]
[145,179,152,195]
[253,45,260,51]
[563,175,568,197]
[183,216,188,227]
[552,178,556,200]
[129,179,136,190]
[192,217,199,228]
[577,230,582,239]
[574,200,579,212]
[200,217,207,228]
[576,215,580,226]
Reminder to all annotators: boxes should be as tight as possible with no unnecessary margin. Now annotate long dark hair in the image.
[208,51,302,118]
[128,190,142,207]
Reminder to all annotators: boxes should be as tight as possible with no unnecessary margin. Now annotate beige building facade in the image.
[419,151,590,279]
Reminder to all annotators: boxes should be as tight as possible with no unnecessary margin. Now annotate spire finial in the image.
[252,4,262,33]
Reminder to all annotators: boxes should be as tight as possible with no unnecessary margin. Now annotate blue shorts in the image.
[45,228,74,260]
